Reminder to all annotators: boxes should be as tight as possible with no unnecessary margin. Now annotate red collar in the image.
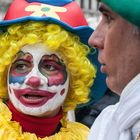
[7,101,63,138]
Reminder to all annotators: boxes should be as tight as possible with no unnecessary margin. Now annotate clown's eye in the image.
[16,63,27,70]
[43,63,56,71]
[11,60,32,75]
[39,60,64,77]
[40,61,61,74]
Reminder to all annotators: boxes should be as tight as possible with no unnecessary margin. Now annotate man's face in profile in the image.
[89,1,140,94]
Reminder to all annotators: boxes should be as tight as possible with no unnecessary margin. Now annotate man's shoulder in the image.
[132,120,140,140]
[136,133,140,140]
[99,103,119,117]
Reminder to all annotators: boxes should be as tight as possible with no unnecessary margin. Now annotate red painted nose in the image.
[26,76,41,87]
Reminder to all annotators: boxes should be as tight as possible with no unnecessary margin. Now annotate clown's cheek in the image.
[48,73,65,86]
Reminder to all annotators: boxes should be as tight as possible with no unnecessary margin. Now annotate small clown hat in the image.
[0,0,107,106]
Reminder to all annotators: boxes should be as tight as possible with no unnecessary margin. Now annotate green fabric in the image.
[101,0,140,27]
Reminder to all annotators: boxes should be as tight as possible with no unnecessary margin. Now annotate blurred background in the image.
[0,0,11,20]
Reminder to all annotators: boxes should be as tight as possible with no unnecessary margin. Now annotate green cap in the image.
[102,0,140,27]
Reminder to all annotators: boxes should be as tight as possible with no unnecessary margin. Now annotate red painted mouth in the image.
[13,88,56,107]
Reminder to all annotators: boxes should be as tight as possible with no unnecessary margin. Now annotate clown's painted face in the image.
[8,43,69,117]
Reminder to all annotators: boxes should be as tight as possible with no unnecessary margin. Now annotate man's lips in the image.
[100,64,107,73]
[13,88,56,107]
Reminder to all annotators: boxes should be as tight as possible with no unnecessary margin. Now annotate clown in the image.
[0,0,107,140]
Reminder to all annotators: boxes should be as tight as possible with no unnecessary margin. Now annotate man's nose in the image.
[88,25,104,50]
[26,76,41,88]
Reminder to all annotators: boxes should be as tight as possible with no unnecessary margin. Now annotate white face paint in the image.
[8,43,69,117]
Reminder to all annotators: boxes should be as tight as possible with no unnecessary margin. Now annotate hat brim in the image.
[0,16,93,45]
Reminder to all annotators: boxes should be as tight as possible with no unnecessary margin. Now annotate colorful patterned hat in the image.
[0,0,93,45]
[0,0,107,105]
[102,0,140,27]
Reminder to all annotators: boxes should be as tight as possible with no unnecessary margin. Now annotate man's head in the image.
[89,1,140,95]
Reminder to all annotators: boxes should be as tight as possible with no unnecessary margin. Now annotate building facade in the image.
[75,0,98,14]
[75,0,100,28]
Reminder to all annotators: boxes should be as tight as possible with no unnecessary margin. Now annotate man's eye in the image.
[104,14,114,23]
[107,15,113,23]
[101,13,114,24]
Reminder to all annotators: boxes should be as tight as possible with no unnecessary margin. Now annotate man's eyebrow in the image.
[98,3,111,13]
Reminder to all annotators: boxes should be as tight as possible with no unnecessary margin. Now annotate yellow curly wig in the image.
[0,21,96,113]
